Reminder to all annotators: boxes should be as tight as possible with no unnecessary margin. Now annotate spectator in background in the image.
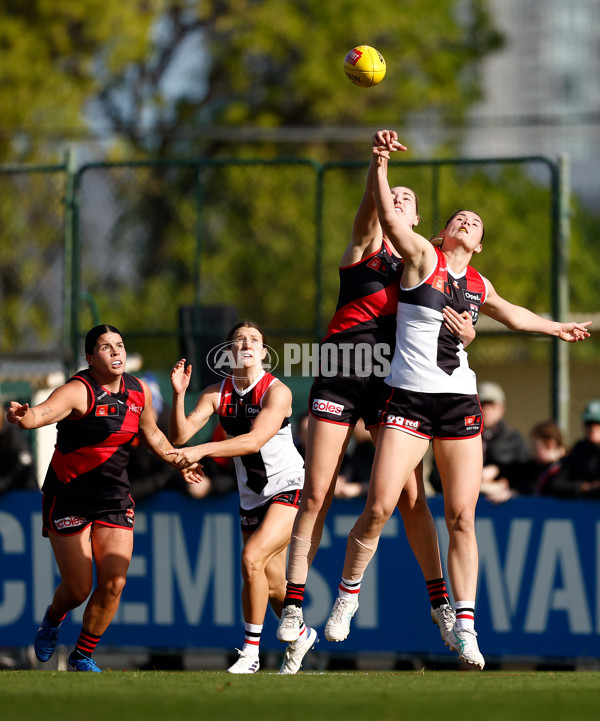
[334,419,374,499]
[429,380,531,493]
[0,404,37,493]
[482,420,566,503]
[539,401,600,499]
[478,381,532,484]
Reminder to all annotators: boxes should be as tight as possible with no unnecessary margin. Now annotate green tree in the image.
[0,0,504,161]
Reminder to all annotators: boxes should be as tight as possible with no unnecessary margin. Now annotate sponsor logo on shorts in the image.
[126,508,135,522]
[464,415,482,430]
[312,398,344,416]
[385,415,421,431]
[55,515,87,530]
[240,515,259,528]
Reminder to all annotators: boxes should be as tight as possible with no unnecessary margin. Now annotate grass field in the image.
[1,670,599,721]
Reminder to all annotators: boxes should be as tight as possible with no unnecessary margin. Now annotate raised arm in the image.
[169,358,219,444]
[5,380,89,430]
[167,381,293,469]
[481,278,592,341]
[371,132,436,281]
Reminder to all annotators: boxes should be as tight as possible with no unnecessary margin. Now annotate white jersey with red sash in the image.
[42,369,146,502]
[217,371,304,511]
[387,247,488,394]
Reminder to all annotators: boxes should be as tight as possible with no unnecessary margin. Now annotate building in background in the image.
[463,0,600,206]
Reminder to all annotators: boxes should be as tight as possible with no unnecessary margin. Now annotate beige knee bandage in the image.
[342,530,380,582]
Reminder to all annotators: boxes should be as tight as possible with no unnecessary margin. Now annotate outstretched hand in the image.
[557,321,592,342]
[372,129,407,159]
[6,402,30,425]
[171,359,192,394]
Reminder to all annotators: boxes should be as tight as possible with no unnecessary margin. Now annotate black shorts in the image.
[309,370,388,427]
[380,387,483,440]
[239,489,301,534]
[42,493,135,537]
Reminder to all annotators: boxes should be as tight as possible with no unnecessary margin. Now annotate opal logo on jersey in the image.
[463,290,482,304]
[312,398,344,416]
[55,515,87,530]
[245,406,261,417]
[206,341,279,380]
[385,415,421,431]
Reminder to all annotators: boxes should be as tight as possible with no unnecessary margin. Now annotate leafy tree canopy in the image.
[0,0,503,161]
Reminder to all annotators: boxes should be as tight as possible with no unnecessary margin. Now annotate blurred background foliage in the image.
[0,0,597,438]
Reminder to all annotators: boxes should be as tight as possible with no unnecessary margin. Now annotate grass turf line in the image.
[1,670,599,721]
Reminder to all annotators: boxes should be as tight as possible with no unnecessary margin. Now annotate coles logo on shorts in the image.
[55,515,87,530]
[312,398,344,416]
[385,415,421,432]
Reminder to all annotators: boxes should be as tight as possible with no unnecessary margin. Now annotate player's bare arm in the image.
[167,381,292,469]
[371,144,434,283]
[481,279,591,341]
[341,131,409,266]
[6,381,89,430]
[169,360,219,444]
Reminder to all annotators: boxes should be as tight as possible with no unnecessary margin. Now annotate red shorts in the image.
[239,489,301,534]
[42,493,135,537]
[379,386,483,440]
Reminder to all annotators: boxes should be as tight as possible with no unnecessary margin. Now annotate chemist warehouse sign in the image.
[0,491,599,659]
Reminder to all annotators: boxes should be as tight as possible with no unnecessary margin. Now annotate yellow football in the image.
[343,45,386,88]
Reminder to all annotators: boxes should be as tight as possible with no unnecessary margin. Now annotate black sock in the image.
[427,578,450,609]
[283,582,305,608]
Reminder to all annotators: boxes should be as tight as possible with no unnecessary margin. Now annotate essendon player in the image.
[276,130,477,652]
[167,321,315,675]
[6,324,202,672]
[331,129,592,670]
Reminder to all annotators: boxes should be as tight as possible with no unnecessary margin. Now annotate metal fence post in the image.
[552,153,571,435]
[63,147,78,377]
